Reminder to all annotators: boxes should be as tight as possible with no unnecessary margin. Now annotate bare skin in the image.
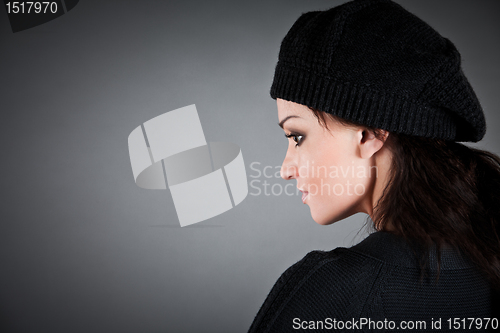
[277,98,392,226]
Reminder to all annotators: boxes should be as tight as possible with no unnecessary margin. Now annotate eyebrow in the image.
[278,115,302,129]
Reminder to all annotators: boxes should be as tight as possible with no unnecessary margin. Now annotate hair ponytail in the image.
[376,134,500,288]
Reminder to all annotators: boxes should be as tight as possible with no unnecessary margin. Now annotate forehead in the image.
[277,99,312,120]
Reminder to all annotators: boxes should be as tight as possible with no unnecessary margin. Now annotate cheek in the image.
[305,147,372,222]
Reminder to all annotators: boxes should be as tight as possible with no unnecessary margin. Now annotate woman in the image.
[248,0,499,331]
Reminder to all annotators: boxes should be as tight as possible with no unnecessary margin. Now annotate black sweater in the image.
[248,232,497,332]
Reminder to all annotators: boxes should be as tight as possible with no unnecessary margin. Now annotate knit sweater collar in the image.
[350,231,474,270]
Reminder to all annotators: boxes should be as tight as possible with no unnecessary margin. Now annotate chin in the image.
[313,218,336,226]
[310,211,339,225]
[310,207,355,225]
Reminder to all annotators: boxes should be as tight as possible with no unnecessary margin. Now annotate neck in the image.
[364,144,393,229]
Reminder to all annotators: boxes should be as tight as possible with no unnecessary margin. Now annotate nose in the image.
[280,151,298,180]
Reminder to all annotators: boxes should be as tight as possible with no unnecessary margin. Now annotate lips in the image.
[300,190,309,204]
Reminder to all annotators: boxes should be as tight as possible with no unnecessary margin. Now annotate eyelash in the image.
[285,133,304,147]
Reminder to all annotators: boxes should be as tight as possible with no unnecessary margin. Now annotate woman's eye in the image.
[285,133,304,147]
[293,135,303,145]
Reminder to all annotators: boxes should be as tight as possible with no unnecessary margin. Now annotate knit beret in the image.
[270,0,486,142]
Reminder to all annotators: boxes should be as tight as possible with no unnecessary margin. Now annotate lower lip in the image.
[301,192,309,204]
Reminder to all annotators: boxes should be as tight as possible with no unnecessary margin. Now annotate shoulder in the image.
[275,231,402,280]
[270,236,389,299]
[248,235,388,333]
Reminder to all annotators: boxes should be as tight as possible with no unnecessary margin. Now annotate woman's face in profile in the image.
[277,98,376,225]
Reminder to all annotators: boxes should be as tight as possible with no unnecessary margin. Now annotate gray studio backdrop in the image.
[1,0,499,332]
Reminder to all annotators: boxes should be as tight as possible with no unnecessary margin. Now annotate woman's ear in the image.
[358,129,389,159]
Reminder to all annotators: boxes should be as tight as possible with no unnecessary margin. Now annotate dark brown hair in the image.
[309,107,500,288]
